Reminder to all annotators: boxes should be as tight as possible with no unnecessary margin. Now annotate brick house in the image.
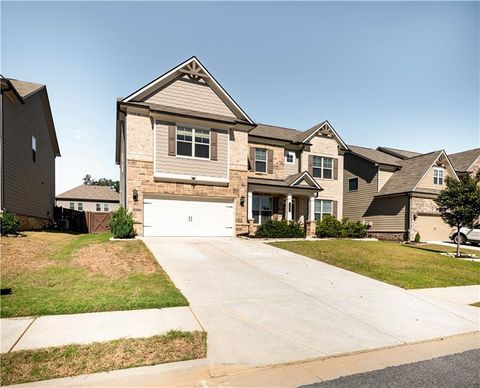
[115,57,347,237]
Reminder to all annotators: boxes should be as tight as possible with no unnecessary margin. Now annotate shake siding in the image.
[343,154,407,232]
[145,78,235,118]
[3,93,55,219]
[155,123,228,179]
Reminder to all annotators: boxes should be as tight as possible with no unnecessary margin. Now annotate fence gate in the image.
[88,212,111,233]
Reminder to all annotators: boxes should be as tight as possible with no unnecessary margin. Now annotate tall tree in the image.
[82,174,93,185]
[434,176,480,257]
[82,175,119,193]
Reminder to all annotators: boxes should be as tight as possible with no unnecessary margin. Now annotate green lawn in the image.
[0,232,188,318]
[271,240,480,289]
[0,331,206,386]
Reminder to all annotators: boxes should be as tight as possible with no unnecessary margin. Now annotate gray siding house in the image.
[1,77,60,229]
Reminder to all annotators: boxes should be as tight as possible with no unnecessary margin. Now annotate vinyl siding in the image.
[56,200,120,212]
[3,92,55,219]
[377,168,394,190]
[343,154,407,232]
[416,163,455,191]
[145,78,236,118]
[155,122,228,179]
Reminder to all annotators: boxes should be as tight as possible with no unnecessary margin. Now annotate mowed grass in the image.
[0,232,188,318]
[0,331,206,386]
[271,240,480,289]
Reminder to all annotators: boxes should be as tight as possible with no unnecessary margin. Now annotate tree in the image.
[82,175,119,193]
[82,174,93,185]
[434,176,480,257]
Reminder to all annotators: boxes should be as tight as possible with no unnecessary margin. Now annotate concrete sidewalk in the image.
[0,307,202,353]
[409,285,480,306]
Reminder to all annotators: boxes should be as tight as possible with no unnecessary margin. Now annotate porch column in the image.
[309,195,316,221]
[286,193,293,221]
[247,191,253,220]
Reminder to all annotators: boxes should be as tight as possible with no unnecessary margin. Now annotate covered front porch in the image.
[247,172,323,237]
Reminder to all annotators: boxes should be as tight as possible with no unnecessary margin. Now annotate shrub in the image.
[414,232,421,243]
[108,206,135,239]
[342,218,368,238]
[316,215,343,238]
[0,211,20,235]
[255,220,305,238]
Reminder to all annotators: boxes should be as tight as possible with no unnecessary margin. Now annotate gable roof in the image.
[122,56,254,124]
[377,146,421,160]
[248,171,322,191]
[348,145,402,167]
[376,150,455,197]
[448,148,480,173]
[1,77,60,157]
[56,185,119,202]
[296,121,348,150]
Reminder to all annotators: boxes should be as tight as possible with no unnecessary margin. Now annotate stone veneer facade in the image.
[126,159,249,236]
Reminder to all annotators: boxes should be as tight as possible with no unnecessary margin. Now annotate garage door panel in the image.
[416,215,452,241]
[143,197,234,237]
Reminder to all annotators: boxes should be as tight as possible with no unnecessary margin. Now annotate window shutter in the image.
[273,197,279,215]
[168,124,176,156]
[308,155,313,175]
[248,147,255,171]
[333,158,339,180]
[267,150,274,174]
[210,130,218,161]
[333,201,338,219]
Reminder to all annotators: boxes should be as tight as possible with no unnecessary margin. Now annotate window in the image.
[285,151,295,164]
[69,202,75,210]
[348,177,359,192]
[314,199,333,221]
[252,195,272,224]
[312,156,333,179]
[77,202,83,211]
[176,126,210,159]
[96,203,101,211]
[103,203,109,212]
[255,148,267,173]
[433,168,444,185]
[32,136,37,162]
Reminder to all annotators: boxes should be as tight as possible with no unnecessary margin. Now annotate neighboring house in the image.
[449,148,480,179]
[115,56,347,237]
[56,185,120,212]
[0,77,60,230]
[343,146,458,241]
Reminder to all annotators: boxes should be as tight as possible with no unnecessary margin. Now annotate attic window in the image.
[433,167,444,185]
[32,136,37,162]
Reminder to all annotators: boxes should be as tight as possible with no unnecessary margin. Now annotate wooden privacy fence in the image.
[54,207,112,234]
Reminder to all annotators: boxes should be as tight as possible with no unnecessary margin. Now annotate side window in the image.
[104,203,109,212]
[285,151,295,164]
[255,148,267,173]
[433,168,444,185]
[77,202,83,211]
[348,178,358,192]
[96,203,101,211]
[69,202,75,210]
[32,136,37,162]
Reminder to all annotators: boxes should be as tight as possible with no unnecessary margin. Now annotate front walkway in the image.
[409,285,480,305]
[143,237,479,370]
[426,240,480,251]
[0,307,201,353]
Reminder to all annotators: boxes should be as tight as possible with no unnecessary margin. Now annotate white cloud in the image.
[74,129,92,142]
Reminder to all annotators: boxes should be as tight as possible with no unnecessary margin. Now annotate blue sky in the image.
[2,1,479,194]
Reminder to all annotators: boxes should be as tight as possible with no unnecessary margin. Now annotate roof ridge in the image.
[256,122,302,132]
[402,149,442,161]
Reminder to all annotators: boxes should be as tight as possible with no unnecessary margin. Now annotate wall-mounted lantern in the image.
[133,189,138,202]
[240,196,245,207]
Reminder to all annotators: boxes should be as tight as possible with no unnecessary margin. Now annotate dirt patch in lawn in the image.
[0,331,207,386]
[72,240,159,278]
[0,232,73,276]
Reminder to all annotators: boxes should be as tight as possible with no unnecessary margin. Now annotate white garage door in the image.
[416,214,452,241]
[143,197,235,237]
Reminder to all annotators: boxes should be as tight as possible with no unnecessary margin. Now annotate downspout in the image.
[406,193,412,241]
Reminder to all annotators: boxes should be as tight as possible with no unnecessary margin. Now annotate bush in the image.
[414,232,421,243]
[108,206,135,239]
[0,211,20,235]
[316,215,343,237]
[316,216,368,238]
[255,220,305,238]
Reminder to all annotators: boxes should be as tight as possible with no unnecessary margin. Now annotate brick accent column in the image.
[306,221,316,237]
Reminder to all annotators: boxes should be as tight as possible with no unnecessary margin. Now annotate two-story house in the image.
[1,77,60,230]
[115,57,347,237]
[343,145,459,241]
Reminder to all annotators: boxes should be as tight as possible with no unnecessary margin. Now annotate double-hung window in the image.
[252,195,273,224]
[96,203,101,211]
[77,202,83,211]
[69,202,75,210]
[103,203,109,212]
[176,126,210,159]
[348,177,358,192]
[285,151,295,164]
[255,148,267,173]
[314,199,333,221]
[433,168,444,185]
[312,156,333,179]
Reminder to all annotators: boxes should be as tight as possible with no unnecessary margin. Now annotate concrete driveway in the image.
[143,238,479,370]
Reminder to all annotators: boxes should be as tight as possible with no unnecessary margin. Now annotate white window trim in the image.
[77,202,84,211]
[252,194,273,224]
[312,156,333,180]
[96,203,101,211]
[285,151,295,165]
[348,177,359,192]
[433,167,444,185]
[314,199,333,221]
[255,148,268,173]
[176,126,211,160]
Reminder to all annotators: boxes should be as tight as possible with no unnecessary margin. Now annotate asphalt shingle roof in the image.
[249,123,302,142]
[56,185,119,202]
[376,146,422,160]
[448,148,480,172]
[348,145,402,166]
[8,79,45,99]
